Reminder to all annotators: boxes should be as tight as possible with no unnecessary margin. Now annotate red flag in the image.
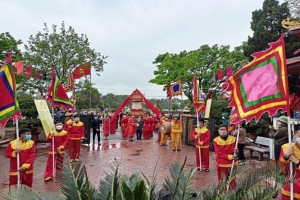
[217,69,223,80]
[226,66,233,78]
[26,66,32,77]
[36,70,41,79]
[73,62,91,79]
[15,62,23,75]
[206,91,213,99]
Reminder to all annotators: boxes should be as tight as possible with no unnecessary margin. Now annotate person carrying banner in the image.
[213,124,237,189]
[279,124,300,200]
[192,119,210,171]
[44,121,70,181]
[5,128,36,188]
[171,115,182,151]
[68,114,85,162]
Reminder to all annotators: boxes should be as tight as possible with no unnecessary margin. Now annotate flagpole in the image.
[89,74,92,109]
[227,124,239,191]
[16,119,20,187]
[281,33,293,200]
[52,107,56,179]
[197,114,202,171]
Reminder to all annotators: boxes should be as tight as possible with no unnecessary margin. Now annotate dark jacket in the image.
[271,126,288,146]
[91,119,101,130]
[136,118,144,131]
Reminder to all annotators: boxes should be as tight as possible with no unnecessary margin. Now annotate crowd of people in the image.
[4,111,300,199]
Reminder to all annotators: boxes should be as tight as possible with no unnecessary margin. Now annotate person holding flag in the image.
[5,129,36,188]
[213,124,238,188]
[44,121,70,182]
[192,119,210,171]
[279,124,300,200]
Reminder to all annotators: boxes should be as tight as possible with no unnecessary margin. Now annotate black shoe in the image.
[204,169,209,172]
[173,149,176,151]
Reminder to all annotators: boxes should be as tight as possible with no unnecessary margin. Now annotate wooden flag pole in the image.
[227,124,240,191]
[287,116,293,200]
[52,107,56,179]
[196,114,202,171]
[16,119,20,186]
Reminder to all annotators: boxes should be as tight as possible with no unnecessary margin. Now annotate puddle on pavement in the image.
[83,141,134,152]
[129,149,143,156]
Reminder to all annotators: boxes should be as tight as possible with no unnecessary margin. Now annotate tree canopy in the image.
[21,22,107,93]
[150,44,248,103]
[0,32,22,62]
[243,0,300,58]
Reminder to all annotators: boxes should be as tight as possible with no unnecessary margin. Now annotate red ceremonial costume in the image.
[5,139,36,188]
[44,130,70,180]
[121,117,128,139]
[68,121,85,162]
[213,135,237,188]
[126,117,136,138]
[192,127,210,169]
[143,117,152,139]
[103,118,110,138]
[159,116,168,145]
[279,143,300,200]
[149,117,154,138]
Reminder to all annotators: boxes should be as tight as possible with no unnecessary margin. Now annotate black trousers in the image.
[238,143,245,161]
[274,145,281,163]
[93,128,100,142]
[136,130,142,140]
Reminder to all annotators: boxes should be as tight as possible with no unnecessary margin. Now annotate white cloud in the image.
[0,0,275,97]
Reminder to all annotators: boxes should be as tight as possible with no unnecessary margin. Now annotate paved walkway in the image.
[0,130,278,198]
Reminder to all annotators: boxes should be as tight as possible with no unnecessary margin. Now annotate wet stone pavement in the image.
[0,129,277,198]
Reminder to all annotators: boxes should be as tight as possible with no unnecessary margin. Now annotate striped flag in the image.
[47,68,74,111]
[193,74,205,114]
[64,70,74,92]
[0,53,21,130]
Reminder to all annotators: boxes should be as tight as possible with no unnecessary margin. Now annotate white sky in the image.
[0,0,282,98]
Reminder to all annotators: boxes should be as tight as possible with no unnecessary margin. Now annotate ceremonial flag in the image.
[206,91,213,99]
[100,104,105,116]
[227,115,237,134]
[64,70,74,92]
[15,62,23,75]
[222,35,289,124]
[226,66,233,78]
[73,62,91,79]
[47,68,74,111]
[43,72,47,80]
[70,90,76,105]
[170,78,183,97]
[26,66,32,77]
[193,75,206,114]
[154,100,158,109]
[0,53,21,129]
[36,70,41,80]
[222,91,232,99]
[217,69,223,80]
[210,74,215,82]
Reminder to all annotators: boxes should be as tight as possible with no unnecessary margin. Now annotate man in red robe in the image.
[44,121,70,182]
[121,114,128,139]
[213,124,237,188]
[68,114,85,162]
[192,119,210,171]
[279,125,300,200]
[5,128,36,188]
[126,115,136,141]
[143,114,150,139]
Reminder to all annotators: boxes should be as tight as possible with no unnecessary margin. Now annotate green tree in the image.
[22,22,107,93]
[286,0,300,18]
[0,32,23,62]
[150,45,248,103]
[75,83,102,110]
[243,0,300,59]
[171,102,179,111]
